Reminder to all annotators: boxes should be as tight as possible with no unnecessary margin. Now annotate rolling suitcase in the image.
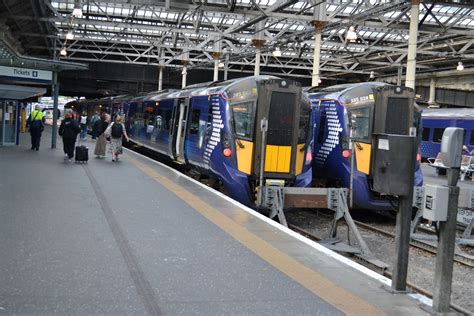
[75,141,89,163]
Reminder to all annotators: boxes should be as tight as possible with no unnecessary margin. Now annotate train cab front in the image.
[216,77,312,207]
[230,78,312,206]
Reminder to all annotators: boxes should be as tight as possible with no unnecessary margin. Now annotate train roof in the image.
[422,108,474,118]
[134,75,280,102]
[306,82,389,106]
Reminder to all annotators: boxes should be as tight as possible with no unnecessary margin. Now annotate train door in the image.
[170,98,188,162]
[184,96,210,168]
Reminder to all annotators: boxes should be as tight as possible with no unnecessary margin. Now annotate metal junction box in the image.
[423,184,449,222]
[372,134,416,196]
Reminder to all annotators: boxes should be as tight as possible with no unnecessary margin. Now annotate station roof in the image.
[0,0,473,81]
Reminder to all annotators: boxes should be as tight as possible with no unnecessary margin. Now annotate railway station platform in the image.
[0,128,431,315]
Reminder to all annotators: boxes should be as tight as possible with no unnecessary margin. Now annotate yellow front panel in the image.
[264,145,279,172]
[295,144,305,175]
[236,140,254,175]
[264,145,291,173]
[355,142,372,175]
[277,146,291,173]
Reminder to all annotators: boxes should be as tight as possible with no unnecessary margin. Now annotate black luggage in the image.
[75,145,89,163]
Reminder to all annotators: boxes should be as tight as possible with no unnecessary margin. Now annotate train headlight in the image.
[342,149,351,159]
[223,148,232,157]
[305,151,312,164]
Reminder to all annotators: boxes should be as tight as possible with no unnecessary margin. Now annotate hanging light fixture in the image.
[66,31,74,40]
[218,62,225,68]
[60,47,67,56]
[72,7,83,18]
[272,47,282,57]
[456,61,464,71]
[370,71,375,79]
[346,26,357,42]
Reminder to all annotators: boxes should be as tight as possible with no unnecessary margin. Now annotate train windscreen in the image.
[298,108,310,143]
[231,101,255,140]
[268,92,295,146]
[349,107,371,142]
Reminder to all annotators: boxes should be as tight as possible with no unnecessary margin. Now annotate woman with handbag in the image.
[105,115,129,162]
[94,113,110,158]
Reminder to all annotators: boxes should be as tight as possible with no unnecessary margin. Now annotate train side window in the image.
[189,109,200,135]
[470,130,474,146]
[433,128,445,143]
[422,128,430,141]
[317,109,326,144]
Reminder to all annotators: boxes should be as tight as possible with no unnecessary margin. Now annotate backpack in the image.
[111,123,123,138]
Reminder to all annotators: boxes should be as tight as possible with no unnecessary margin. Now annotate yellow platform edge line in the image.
[129,157,386,316]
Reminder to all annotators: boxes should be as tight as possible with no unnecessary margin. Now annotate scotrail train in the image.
[421,108,474,160]
[67,76,313,207]
[305,83,423,211]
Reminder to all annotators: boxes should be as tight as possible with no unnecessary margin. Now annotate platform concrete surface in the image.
[0,130,430,315]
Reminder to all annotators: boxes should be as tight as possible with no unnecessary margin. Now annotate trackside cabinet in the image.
[372,134,416,196]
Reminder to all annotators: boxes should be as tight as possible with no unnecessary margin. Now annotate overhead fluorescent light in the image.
[346,26,357,42]
[72,8,83,18]
[272,47,282,57]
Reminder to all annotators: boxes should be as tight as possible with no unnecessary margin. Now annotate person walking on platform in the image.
[94,113,110,158]
[79,112,88,140]
[27,105,45,151]
[59,110,81,162]
[105,116,129,162]
[90,111,101,139]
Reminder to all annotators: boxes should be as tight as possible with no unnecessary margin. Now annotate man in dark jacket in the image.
[59,109,81,161]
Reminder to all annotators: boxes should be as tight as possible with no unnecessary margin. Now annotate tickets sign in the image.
[0,66,52,83]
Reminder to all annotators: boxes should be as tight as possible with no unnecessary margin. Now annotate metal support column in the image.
[213,59,219,81]
[428,77,436,106]
[212,40,222,82]
[312,31,321,87]
[181,53,189,89]
[397,66,403,86]
[391,136,416,292]
[253,21,265,77]
[158,66,163,91]
[254,48,261,76]
[51,71,59,149]
[311,3,326,87]
[181,65,187,89]
[405,0,420,89]
[391,191,414,291]
[224,54,229,80]
[432,169,460,313]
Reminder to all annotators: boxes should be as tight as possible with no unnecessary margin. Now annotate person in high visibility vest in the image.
[27,105,45,151]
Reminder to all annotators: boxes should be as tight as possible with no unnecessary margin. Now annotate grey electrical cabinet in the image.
[373,86,415,136]
[372,134,416,196]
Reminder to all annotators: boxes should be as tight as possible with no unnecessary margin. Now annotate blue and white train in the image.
[306,83,423,211]
[123,76,313,206]
[421,108,474,159]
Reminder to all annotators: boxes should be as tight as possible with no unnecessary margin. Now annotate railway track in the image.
[305,208,474,268]
[352,220,474,268]
[288,224,472,316]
